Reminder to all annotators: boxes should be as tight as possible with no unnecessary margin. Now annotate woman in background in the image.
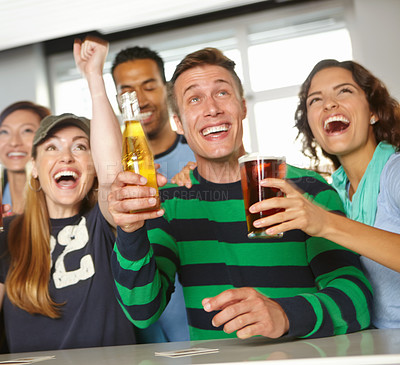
[0,101,50,215]
[253,59,400,328]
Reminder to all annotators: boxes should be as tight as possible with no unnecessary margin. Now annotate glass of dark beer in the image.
[239,153,286,239]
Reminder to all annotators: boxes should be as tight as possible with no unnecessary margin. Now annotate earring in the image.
[370,116,377,125]
[28,177,42,192]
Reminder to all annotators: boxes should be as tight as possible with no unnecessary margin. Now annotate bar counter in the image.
[0,328,399,365]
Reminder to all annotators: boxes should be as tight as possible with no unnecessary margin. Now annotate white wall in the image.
[0,0,399,112]
[0,43,50,112]
[346,0,400,99]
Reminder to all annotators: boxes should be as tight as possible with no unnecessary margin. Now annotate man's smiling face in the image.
[173,64,247,164]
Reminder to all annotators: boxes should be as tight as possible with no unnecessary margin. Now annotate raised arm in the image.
[73,36,122,225]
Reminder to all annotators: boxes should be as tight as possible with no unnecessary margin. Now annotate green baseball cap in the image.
[33,113,90,147]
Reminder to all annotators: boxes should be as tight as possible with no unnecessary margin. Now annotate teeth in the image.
[202,124,229,136]
[54,171,78,180]
[324,116,350,130]
[8,152,27,157]
[138,112,152,120]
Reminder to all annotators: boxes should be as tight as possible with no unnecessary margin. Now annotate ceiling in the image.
[0,0,268,52]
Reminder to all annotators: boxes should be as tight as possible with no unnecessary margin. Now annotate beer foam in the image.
[238,153,286,164]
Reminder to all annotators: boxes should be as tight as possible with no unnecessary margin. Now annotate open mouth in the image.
[138,111,153,123]
[323,115,350,134]
[201,123,230,137]
[7,152,27,158]
[53,170,80,187]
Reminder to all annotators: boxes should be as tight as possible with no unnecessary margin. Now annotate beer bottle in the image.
[121,91,160,212]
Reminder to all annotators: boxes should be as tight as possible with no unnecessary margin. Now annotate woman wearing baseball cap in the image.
[0,38,145,352]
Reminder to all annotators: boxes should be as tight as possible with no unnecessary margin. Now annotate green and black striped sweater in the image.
[112,165,372,340]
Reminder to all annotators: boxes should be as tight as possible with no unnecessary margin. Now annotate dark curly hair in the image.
[295,59,400,168]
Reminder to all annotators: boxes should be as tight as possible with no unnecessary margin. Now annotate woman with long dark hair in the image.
[252,59,400,329]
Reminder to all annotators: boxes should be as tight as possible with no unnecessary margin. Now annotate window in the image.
[248,27,352,170]
[248,29,352,92]
[49,0,352,171]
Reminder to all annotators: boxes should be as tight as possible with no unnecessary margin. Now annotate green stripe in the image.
[161,175,200,190]
[316,266,372,330]
[148,228,178,255]
[179,241,309,266]
[115,271,163,306]
[117,296,166,330]
[162,199,245,222]
[189,327,236,340]
[133,310,164,329]
[183,285,234,308]
[286,164,327,182]
[327,278,371,329]
[155,256,177,281]
[183,285,319,308]
[117,298,135,323]
[317,292,348,334]
[306,237,351,261]
[113,243,152,271]
[298,293,324,338]
[317,267,372,292]
[313,189,345,212]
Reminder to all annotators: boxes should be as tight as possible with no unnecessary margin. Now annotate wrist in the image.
[322,210,346,242]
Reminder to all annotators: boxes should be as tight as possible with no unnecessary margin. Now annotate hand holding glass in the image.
[239,153,286,239]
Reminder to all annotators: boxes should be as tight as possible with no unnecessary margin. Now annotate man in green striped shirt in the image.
[109,48,372,341]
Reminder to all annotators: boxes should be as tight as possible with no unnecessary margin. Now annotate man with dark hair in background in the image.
[112,47,195,181]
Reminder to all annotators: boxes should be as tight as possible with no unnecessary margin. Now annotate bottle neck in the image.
[121,92,140,122]
[122,105,135,122]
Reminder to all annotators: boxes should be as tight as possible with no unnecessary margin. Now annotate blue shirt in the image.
[155,135,195,181]
[2,182,11,206]
[361,152,400,328]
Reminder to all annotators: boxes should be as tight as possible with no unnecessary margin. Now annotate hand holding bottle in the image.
[108,171,165,232]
